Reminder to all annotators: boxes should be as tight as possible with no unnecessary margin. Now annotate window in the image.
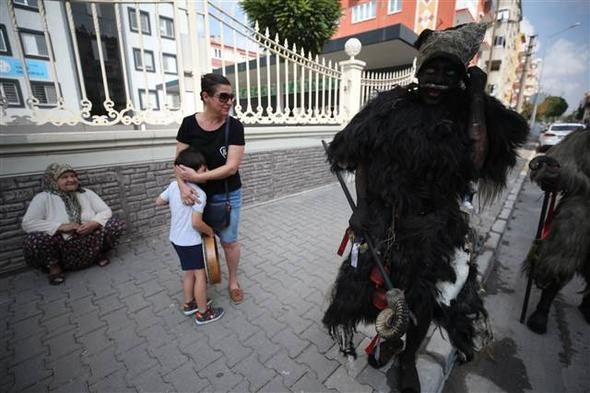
[388,0,402,14]
[352,1,376,23]
[31,82,57,106]
[128,8,151,35]
[490,60,502,71]
[159,16,174,39]
[85,4,103,17]
[133,48,155,72]
[19,29,49,59]
[91,39,108,61]
[138,89,159,110]
[166,92,180,109]
[497,9,510,21]
[0,25,11,56]
[213,48,222,58]
[162,53,177,74]
[0,79,24,107]
[494,36,506,47]
[13,0,38,10]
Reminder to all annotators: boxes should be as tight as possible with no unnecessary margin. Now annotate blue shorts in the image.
[171,242,204,271]
[208,188,242,244]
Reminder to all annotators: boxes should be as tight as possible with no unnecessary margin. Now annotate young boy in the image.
[156,147,224,325]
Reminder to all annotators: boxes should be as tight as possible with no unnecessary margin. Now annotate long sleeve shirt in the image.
[22,189,112,237]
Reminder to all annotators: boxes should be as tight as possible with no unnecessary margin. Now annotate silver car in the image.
[538,123,585,152]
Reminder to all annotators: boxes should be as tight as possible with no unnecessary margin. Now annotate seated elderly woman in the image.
[22,163,125,285]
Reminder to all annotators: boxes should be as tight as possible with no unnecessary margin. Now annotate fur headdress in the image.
[414,23,488,78]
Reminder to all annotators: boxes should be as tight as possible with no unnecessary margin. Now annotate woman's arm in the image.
[22,193,63,235]
[176,145,245,183]
[175,141,200,204]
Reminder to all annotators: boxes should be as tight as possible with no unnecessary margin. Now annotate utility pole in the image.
[516,35,536,113]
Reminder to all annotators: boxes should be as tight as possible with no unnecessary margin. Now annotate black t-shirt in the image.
[176,114,245,196]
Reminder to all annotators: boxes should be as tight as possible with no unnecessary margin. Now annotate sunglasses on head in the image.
[215,93,235,103]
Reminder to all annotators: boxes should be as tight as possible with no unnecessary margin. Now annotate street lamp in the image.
[529,22,581,129]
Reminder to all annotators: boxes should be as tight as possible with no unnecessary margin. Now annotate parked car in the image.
[538,122,585,152]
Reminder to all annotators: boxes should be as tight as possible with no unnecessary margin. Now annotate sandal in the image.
[97,257,110,268]
[229,286,243,304]
[48,272,65,285]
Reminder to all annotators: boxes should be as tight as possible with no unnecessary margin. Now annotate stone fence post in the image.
[339,38,366,124]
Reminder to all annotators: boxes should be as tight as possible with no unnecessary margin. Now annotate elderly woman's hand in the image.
[58,223,80,233]
[77,221,101,236]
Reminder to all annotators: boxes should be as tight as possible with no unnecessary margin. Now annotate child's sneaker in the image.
[194,306,224,325]
[183,299,212,316]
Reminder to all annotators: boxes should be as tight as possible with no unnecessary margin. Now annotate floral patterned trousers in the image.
[23,217,125,271]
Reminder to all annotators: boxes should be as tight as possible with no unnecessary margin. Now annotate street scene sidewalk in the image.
[1,148,533,393]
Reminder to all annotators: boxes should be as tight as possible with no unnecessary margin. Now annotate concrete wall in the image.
[0,142,335,275]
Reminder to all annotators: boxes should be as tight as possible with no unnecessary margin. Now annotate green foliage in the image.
[240,0,342,56]
[538,96,568,120]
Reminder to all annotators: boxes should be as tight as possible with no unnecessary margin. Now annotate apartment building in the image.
[0,0,224,124]
[510,34,540,110]
[477,0,523,106]
[323,0,487,72]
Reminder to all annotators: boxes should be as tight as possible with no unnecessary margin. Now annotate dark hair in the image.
[174,147,207,171]
[200,73,231,101]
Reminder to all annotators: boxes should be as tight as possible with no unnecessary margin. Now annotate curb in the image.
[419,148,537,393]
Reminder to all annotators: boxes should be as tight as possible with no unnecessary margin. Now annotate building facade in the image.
[477,0,523,106]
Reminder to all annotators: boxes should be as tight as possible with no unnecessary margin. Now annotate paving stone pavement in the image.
[0,150,532,393]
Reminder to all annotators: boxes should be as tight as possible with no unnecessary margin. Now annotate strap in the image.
[224,117,230,203]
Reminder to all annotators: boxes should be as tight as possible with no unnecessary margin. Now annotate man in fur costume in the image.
[525,128,590,334]
[322,23,529,393]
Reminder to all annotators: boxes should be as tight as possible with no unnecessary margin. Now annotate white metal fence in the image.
[0,0,414,128]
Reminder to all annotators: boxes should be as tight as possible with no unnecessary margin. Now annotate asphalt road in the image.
[443,177,590,393]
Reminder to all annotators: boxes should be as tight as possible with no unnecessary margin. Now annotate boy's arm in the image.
[155,197,168,207]
[192,211,214,237]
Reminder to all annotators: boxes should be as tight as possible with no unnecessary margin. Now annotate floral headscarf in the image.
[42,162,85,224]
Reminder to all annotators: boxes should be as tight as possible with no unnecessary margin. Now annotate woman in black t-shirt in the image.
[175,73,246,305]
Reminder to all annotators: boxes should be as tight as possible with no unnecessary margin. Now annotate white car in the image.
[538,123,585,152]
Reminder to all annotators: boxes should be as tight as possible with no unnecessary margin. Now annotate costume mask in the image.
[417,58,462,105]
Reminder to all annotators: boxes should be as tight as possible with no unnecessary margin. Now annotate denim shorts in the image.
[208,188,242,244]
[171,242,204,271]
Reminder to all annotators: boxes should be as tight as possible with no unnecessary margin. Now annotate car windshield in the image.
[550,124,584,131]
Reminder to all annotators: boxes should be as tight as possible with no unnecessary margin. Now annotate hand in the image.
[467,66,487,95]
[76,221,101,236]
[175,165,207,184]
[58,223,80,233]
[530,155,561,191]
[178,180,201,205]
[348,208,369,236]
[202,226,215,238]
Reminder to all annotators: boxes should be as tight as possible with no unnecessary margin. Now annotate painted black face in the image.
[417,58,462,105]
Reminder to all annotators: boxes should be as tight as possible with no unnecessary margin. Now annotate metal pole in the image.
[520,191,550,323]
[528,23,581,128]
[321,140,394,290]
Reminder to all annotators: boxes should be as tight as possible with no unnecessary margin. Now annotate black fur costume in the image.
[525,128,590,333]
[322,80,528,389]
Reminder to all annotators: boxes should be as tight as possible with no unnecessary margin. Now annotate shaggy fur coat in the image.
[529,129,590,288]
[323,84,529,359]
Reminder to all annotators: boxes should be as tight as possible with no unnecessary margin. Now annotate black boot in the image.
[526,282,561,334]
[579,294,590,324]
[399,360,420,393]
[526,309,549,334]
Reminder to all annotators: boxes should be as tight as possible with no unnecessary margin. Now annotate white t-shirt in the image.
[159,181,207,246]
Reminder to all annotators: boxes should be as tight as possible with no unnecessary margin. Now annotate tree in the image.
[241,0,342,56]
[538,96,568,120]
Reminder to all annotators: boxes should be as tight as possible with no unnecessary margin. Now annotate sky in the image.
[521,0,590,111]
